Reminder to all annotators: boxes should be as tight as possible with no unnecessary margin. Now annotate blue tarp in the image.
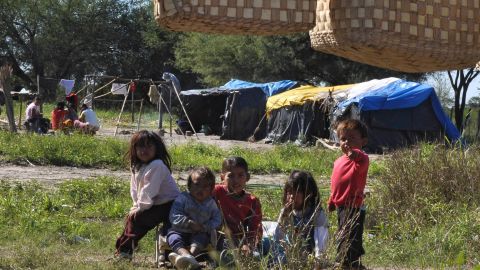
[337,79,461,142]
[221,79,298,97]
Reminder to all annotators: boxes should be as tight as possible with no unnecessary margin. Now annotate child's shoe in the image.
[169,252,200,269]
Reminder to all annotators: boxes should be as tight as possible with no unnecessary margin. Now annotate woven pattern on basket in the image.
[154,0,316,35]
[309,0,480,73]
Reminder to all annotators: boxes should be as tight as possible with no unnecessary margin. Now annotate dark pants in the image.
[166,230,210,252]
[115,201,174,255]
[336,206,366,267]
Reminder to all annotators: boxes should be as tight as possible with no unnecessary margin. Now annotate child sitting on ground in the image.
[328,119,369,270]
[212,156,264,262]
[166,167,222,269]
[273,170,329,269]
[115,130,180,260]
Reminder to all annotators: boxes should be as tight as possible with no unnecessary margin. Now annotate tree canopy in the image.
[174,32,426,87]
[1,0,426,99]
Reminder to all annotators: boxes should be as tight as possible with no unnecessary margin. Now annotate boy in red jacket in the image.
[213,156,263,264]
[328,119,369,270]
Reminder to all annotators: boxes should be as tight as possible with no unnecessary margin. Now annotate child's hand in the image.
[128,208,140,218]
[188,220,204,232]
[240,244,251,256]
[285,194,294,210]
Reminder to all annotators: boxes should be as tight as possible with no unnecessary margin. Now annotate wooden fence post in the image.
[0,64,17,132]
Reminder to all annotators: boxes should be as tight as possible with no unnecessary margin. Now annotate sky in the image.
[427,71,480,101]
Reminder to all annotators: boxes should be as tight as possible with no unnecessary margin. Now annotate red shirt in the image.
[212,185,263,245]
[51,109,67,130]
[328,149,369,208]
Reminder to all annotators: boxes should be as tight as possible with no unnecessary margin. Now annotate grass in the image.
[0,131,343,178]
[0,144,479,269]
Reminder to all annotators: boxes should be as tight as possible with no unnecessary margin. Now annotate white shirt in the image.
[130,159,180,211]
[79,108,99,128]
[25,102,40,120]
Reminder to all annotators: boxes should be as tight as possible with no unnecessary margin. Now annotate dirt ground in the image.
[0,127,288,187]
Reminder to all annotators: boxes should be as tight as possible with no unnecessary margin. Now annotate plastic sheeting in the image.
[222,79,298,97]
[266,84,353,116]
[335,79,460,143]
[179,87,266,140]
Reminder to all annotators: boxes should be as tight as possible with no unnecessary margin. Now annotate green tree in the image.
[0,0,184,99]
[468,96,480,108]
[174,33,425,87]
[427,72,454,111]
[447,68,480,133]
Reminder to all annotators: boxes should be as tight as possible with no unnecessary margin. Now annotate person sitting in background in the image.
[51,101,67,132]
[24,96,49,133]
[74,103,99,134]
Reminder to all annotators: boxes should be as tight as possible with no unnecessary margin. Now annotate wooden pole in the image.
[131,88,134,124]
[0,65,17,132]
[18,95,23,127]
[169,84,172,136]
[158,86,163,130]
[114,86,131,136]
[136,98,144,131]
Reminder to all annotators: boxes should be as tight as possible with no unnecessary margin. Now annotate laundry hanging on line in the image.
[111,83,128,96]
[148,85,159,104]
[59,79,75,95]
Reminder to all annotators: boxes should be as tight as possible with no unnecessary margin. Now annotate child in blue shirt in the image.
[166,167,221,269]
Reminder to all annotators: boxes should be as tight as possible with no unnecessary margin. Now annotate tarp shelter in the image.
[265,84,353,144]
[179,87,267,140]
[331,79,461,152]
[180,79,299,141]
[179,88,229,135]
[222,79,298,97]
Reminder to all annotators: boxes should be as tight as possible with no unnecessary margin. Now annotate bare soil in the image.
[0,127,287,187]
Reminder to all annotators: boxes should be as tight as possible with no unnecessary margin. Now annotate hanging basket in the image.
[153,0,316,35]
[309,0,480,73]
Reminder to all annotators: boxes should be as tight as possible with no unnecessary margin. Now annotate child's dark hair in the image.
[187,167,216,190]
[56,101,65,109]
[221,156,248,173]
[127,130,171,173]
[283,170,320,210]
[336,119,368,139]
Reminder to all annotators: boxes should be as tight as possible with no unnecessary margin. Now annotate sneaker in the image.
[171,253,200,269]
[219,249,235,267]
[168,252,179,265]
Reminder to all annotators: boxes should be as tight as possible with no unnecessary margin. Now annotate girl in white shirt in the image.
[115,130,180,260]
[273,170,329,269]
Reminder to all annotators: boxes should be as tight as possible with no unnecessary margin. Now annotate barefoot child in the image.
[115,130,180,259]
[328,119,369,269]
[213,156,263,260]
[166,167,222,269]
[273,170,329,269]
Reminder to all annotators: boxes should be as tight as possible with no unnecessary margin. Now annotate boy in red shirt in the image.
[213,156,263,264]
[328,119,369,270]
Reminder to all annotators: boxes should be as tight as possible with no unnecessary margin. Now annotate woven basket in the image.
[154,0,316,35]
[309,0,480,72]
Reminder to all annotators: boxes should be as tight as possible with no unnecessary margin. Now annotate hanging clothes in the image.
[59,79,75,95]
[148,85,160,104]
[66,93,79,109]
[111,83,128,96]
[130,82,137,93]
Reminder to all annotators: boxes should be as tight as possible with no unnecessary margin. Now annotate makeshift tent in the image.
[222,79,298,97]
[330,79,461,153]
[179,87,267,141]
[265,84,353,144]
[180,79,299,141]
[179,88,229,135]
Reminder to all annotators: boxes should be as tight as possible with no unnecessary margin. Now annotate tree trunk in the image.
[0,65,17,132]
